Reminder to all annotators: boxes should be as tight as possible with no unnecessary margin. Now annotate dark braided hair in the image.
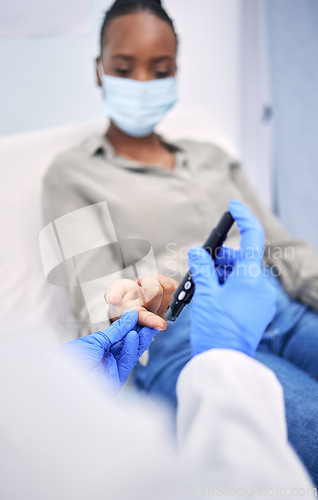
[100,0,178,51]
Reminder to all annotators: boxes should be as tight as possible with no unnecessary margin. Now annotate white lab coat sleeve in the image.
[0,335,182,500]
[176,349,314,493]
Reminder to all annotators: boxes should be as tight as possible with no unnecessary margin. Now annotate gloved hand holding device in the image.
[59,309,158,394]
[188,200,277,357]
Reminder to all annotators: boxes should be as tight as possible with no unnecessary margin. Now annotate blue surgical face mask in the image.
[99,70,178,138]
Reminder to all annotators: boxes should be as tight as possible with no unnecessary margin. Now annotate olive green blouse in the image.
[42,134,318,336]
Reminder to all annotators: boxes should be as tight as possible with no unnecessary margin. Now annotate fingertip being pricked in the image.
[156,320,167,331]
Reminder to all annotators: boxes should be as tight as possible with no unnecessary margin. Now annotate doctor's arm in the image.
[176,200,313,490]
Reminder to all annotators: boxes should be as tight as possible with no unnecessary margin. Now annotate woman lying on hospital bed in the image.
[42,0,318,484]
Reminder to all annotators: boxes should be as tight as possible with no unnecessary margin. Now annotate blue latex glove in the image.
[59,309,158,395]
[214,246,241,284]
[188,200,277,358]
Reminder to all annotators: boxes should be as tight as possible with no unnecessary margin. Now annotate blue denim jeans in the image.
[133,270,318,485]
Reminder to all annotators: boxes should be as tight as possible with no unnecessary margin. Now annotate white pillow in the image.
[0,119,105,347]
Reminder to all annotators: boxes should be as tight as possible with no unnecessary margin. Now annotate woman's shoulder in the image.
[167,137,239,165]
[44,134,105,181]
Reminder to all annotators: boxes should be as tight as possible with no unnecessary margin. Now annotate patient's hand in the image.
[105,274,178,330]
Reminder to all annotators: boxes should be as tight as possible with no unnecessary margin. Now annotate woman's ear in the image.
[95,57,102,87]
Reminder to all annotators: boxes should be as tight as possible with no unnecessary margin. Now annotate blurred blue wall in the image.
[266,0,318,250]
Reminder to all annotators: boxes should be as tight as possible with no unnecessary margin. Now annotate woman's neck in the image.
[105,121,175,170]
[106,122,162,159]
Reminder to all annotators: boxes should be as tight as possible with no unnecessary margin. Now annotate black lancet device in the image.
[164,211,235,322]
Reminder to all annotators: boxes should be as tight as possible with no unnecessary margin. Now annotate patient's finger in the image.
[136,275,163,314]
[156,274,178,317]
[135,305,167,330]
[105,275,171,329]
[105,279,144,322]
[109,302,167,329]
[105,279,141,306]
